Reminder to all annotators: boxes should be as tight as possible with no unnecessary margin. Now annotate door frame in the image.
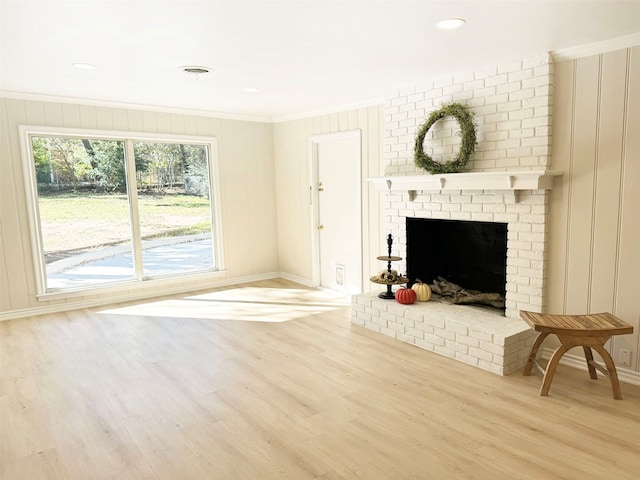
[308,129,362,290]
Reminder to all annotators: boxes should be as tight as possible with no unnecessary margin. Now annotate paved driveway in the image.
[47,235,213,289]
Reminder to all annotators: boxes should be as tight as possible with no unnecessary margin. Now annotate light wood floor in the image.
[2,279,639,479]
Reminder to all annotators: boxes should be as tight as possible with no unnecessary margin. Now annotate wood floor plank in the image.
[1,279,639,479]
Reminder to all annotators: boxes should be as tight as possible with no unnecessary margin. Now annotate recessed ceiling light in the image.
[180,65,211,75]
[72,63,96,70]
[243,87,259,93]
[437,18,466,30]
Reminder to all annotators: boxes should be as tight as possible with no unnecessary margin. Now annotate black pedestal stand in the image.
[378,283,396,300]
[375,234,405,299]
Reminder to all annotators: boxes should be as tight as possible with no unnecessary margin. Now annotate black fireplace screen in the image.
[406,218,508,297]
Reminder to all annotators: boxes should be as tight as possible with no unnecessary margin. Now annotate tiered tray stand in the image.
[370,234,407,299]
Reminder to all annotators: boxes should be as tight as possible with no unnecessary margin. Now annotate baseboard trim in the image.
[541,347,640,387]
[278,272,313,287]
[0,272,281,321]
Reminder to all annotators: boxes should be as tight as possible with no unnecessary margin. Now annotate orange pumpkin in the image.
[395,287,417,304]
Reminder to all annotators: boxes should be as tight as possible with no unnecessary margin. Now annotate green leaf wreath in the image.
[414,102,477,174]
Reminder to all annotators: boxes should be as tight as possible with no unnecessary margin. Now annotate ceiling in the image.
[1,1,640,121]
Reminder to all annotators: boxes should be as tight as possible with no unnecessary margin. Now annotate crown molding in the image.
[273,96,385,123]
[1,90,386,124]
[0,91,273,124]
[551,32,640,62]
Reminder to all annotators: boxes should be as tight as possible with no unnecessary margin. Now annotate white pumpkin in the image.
[411,279,432,302]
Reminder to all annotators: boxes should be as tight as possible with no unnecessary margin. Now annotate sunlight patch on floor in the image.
[98,286,350,322]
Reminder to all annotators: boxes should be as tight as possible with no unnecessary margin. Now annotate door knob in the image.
[317,224,324,230]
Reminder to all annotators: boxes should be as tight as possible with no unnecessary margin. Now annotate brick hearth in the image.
[352,292,535,375]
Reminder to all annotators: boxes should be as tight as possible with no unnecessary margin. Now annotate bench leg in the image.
[583,346,598,379]
[593,345,623,400]
[523,332,549,376]
[540,343,571,396]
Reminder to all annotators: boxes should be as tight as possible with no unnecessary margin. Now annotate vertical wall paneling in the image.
[183,115,197,136]
[61,103,81,127]
[338,111,349,131]
[25,101,46,125]
[550,46,640,373]
[238,120,253,276]
[142,111,158,132]
[330,113,340,131]
[0,99,15,310]
[348,110,359,130]
[221,119,244,277]
[79,105,98,129]
[95,107,114,130]
[359,108,373,280]
[564,55,600,314]
[155,112,171,133]
[547,60,574,313]
[3,99,33,309]
[111,108,129,131]
[590,50,627,313]
[217,118,234,273]
[169,114,185,135]
[127,110,144,132]
[614,46,640,369]
[43,102,64,126]
[272,122,289,275]
[0,219,9,310]
[296,118,312,280]
[367,106,383,279]
[250,121,263,273]
[23,101,52,305]
[321,115,331,133]
[195,116,209,137]
[250,121,277,274]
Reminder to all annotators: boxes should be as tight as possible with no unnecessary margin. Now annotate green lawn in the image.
[37,191,212,255]
[38,191,211,221]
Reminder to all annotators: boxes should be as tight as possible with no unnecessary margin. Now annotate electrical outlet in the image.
[619,349,632,367]
[336,265,344,285]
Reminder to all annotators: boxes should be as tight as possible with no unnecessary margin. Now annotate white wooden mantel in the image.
[369,170,563,197]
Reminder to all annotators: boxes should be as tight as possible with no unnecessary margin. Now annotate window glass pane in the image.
[133,142,214,277]
[32,137,134,289]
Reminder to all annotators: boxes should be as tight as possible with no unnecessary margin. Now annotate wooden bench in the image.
[519,311,634,399]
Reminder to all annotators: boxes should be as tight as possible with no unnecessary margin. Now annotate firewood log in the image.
[431,276,505,308]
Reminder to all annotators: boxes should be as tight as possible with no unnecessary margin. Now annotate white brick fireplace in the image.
[352,54,559,375]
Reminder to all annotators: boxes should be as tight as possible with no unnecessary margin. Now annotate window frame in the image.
[19,125,225,299]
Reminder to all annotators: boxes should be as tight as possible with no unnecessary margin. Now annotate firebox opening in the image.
[406,218,508,308]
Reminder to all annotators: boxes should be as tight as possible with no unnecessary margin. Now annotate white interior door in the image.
[311,131,362,295]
